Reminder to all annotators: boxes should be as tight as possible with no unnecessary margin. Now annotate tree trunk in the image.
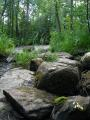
[11,0,14,37]
[15,0,19,37]
[70,0,73,30]
[54,0,61,32]
[26,0,30,38]
[86,0,90,32]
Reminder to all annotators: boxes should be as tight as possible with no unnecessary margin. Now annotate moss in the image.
[54,96,68,105]
[17,87,55,103]
[35,72,44,81]
[17,87,33,93]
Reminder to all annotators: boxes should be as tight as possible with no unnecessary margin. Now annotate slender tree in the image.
[70,0,73,30]
[15,0,19,37]
[86,0,90,32]
[54,0,61,32]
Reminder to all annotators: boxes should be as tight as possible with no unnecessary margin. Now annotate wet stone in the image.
[3,86,55,119]
[0,68,35,90]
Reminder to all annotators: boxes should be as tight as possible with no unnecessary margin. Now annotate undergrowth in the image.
[0,34,15,56]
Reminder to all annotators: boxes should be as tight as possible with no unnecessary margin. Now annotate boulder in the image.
[0,67,55,120]
[51,96,90,120]
[3,86,55,120]
[57,52,73,59]
[79,71,90,95]
[39,52,73,61]
[35,62,80,96]
[0,68,35,119]
[0,68,35,90]
[41,52,57,61]
[81,52,90,71]
[30,58,43,72]
[57,58,80,68]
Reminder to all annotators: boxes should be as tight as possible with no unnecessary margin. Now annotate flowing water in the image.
[0,62,13,77]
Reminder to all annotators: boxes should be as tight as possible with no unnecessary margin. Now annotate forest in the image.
[0,0,90,52]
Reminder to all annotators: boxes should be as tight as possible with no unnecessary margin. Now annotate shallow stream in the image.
[0,62,13,77]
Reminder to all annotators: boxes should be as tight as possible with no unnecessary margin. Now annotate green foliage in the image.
[0,34,15,56]
[50,31,75,53]
[14,38,33,46]
[0,0,90,54]
[15,50,38,68]
[43,52,58,62]
[54,96,67,105]
[76,31,90,50]
[50,32,64,52]
[60,31,76,53]
[50,30,90,54]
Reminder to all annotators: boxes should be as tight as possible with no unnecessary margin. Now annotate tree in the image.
[86,0,90,32]
[70,0,73,30]
[54,0,61,32]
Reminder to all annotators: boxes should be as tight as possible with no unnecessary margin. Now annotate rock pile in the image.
[0,52,90,120]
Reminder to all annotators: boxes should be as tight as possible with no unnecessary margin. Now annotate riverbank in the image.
[0,50,89,120]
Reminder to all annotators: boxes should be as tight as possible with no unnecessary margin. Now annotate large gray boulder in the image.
[51,96,90,120]
[57,58,80,68]
[0,68,35,120]
[35,62,80,96]
[3,86,55,120]
[57,52,73,59]
[81,52,90,71]
[0,68,35,90]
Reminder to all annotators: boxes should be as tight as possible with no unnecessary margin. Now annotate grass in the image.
[50,30,90,54]
[15,50,38,68]
[43,52,58,62]
[0,34,15,56]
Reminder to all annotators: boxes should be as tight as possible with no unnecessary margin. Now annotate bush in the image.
[60,31,76,53]
[50,31,76,53]
[50,30,90,54]
[15,50,38,68]
[50,32,63,52]
[76,30,90,50]
[0,34,15,56]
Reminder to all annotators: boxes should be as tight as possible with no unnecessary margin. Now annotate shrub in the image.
[60,31,76,53]
[50,31,76,53]
[0,34,15,56]
[76,30,90,50]
[50,30,90,54]
[50,32,64,52]
[15,50,38,68]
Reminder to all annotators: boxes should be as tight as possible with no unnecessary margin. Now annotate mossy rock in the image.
[54,96,68,105]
